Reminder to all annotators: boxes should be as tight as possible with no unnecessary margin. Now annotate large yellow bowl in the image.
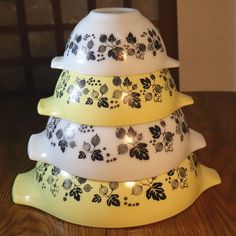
[12,154,221,228]
[38,70,193,126]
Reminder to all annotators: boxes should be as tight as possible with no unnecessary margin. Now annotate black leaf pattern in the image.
[107,194,120,207]
[58,139,68,153]
[126,32,137,44]
[99,34,107,43]
[69,187,82,201]
[108,47,124,61]
[123,92,141,108]
[97,97,109,108]
[91,150,104,161]
[146,182,166,201]
[140,77,151,89]
[130,143,149,160]
[149,125,161,139]
[85,97,93,105]
[78,151,86,159]
[108,34,116,42]
[92,194,102,203]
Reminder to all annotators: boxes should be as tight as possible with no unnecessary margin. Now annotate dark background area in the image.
[0,0,178,96]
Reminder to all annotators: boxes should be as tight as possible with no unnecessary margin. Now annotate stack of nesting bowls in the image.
[12,8,221,228]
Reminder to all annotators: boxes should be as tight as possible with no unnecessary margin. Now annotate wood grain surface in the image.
[0,92,235,236]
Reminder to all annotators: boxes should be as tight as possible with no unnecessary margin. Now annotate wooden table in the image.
[0,92,235,236]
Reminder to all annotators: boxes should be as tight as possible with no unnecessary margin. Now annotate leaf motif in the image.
[58,139,68,153]
[92,194,102,203]
[140,77,151,89]
[69,187,82,201]
[91,149,104,161]
[78,151,86,159]
[107,194,120,207]
[149,125,161,139]
[86,51,96,60]
[97,97,109,108]
[126,32,137,44]
[71,45,78,55]
[108,34,116,42]
[127,127,137,138]
[99,34,107,43]
[123,77,132,87]
[108,47,124,61]
[146,182,166,201]
[98,45,106,53]
[130,143,149,160]
[85,97,93,105]
[116,40,121,45]
[123,92,141,108]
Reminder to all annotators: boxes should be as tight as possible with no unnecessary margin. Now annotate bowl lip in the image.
[90,7,140,16]
[50,56,180,76]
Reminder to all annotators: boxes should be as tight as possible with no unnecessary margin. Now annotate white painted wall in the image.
[177,0,236,91]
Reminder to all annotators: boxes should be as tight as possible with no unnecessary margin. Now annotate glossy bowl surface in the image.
[51,8,179,76]
[38,70,193,126]
[28,110,206,181]
[12,154,221,228]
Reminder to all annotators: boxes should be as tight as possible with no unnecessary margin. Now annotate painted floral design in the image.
[65,28,164,62]
[78,133,115,162]
[132,177,166,202]
[166,166,188,190]
[46,118,61,139]
[171,110,189,141]
[159,69,176,96]
[92,182,121,207]
[149,120,175,152]
[34,157,207,206]
[55,71,70,98]
[45,109,188,162]
[124,32,147,59]
[111,76,141,108]
[46,118,77,153]
[139,73,163,102]
[116,126,149,160]
[188,153,199,176]
[64,72,174,109]
[141,29,164,56]
[35,159,198,206]
[97,34,124,61]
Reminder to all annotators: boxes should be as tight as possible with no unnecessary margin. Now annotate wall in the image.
[177,0,236,91]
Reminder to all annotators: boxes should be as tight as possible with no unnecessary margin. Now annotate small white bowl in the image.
[28,110,206,181]
[51,8,179,75]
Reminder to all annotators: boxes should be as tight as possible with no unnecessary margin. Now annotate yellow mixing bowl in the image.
[38,70,193,126]
[12,154,221,228]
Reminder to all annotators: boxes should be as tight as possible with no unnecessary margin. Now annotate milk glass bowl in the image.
[38,70,193,126]
[28,109,206,181]
[12,154,221,228]
[51,8,179,76]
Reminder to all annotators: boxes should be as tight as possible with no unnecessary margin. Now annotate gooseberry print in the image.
[116,127,150,160]
[65,28,164,62]
[78,134,115,162]
[149,120,175,152]
[170,110,189,141]
[55,71,70,98]
[46,118,77,153]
